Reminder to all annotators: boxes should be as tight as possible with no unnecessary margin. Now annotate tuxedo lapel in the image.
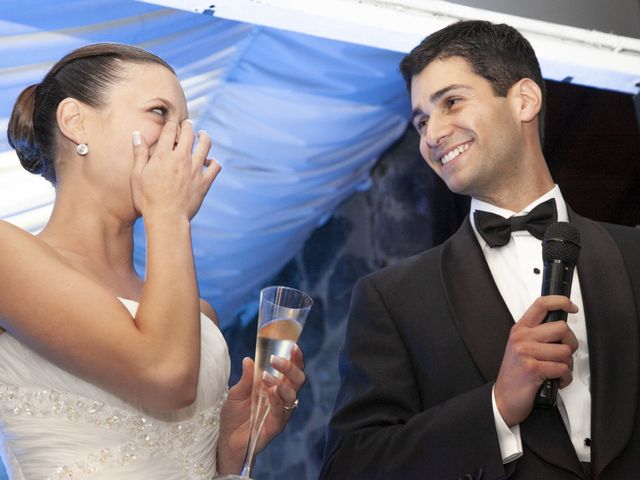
[439,217,513,381]
[570,212,639,477]
[440,217,583,477]
[520,407,584,477]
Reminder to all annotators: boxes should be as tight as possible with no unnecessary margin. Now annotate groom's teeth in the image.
[441,143,469,165]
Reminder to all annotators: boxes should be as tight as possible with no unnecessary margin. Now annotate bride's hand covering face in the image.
[130,118,219,222]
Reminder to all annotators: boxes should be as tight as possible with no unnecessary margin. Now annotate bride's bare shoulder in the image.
[0,219,36,243]
[0,220,62,262]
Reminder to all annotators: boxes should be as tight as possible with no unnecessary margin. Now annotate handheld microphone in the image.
[534,221,581,409]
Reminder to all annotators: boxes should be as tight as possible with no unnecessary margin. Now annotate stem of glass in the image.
[239,387,271,478]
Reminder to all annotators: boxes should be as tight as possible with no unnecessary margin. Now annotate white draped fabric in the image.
[0,0,409,325]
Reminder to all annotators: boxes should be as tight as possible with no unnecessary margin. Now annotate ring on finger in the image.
[282,398,299,416]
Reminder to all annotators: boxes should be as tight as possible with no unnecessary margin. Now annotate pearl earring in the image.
[76,143,89,156]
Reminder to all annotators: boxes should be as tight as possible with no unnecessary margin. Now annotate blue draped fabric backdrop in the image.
[0,0,409,325]
[0,1,410,478]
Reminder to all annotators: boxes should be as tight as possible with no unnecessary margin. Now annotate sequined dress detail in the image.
[0,298,230,479]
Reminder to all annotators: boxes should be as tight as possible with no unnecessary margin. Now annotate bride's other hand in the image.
[216,345,306,475]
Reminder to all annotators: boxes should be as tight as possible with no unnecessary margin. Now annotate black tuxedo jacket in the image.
[321,212,640,479]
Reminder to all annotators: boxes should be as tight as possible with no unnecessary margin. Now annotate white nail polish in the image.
[132,131,141,146]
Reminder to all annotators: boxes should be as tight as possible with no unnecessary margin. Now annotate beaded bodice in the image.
[0,298,230,480]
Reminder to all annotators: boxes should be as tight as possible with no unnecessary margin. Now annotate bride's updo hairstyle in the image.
[7,43,174,185]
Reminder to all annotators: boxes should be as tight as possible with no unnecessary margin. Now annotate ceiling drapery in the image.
[0,0,409,325]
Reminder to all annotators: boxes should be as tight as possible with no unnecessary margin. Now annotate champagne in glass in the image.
[239,286,313,479]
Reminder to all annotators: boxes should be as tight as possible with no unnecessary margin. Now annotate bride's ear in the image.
[56,98,88,147]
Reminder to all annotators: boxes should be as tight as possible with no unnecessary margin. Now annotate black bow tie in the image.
[473,198,558,248]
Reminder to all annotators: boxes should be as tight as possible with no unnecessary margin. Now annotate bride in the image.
[0,43,305,479]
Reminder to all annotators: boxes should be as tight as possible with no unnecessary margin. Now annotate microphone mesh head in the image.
[542,222,581,264]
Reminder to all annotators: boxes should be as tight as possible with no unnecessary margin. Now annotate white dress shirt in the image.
[470,185,591,463]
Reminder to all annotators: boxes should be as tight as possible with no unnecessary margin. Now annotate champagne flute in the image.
[219,285,313,479]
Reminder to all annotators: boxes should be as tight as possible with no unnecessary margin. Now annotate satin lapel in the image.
[521,407,584,478]
[441,217,583,476]
[439,217,512,381]
[570,212,639,476]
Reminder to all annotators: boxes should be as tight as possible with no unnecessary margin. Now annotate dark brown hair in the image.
[400,20,546,144]
[7,43,175,185]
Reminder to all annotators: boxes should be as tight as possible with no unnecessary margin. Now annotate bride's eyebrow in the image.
[143,97,175,110]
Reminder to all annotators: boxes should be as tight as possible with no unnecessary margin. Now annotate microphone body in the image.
[534,222,581,409]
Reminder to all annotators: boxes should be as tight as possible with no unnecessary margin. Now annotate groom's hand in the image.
[494,295,578,427]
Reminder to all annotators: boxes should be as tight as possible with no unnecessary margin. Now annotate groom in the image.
[321,20,640,479]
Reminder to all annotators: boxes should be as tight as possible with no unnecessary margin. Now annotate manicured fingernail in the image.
[270,355,286,368]
[262,370,277,384]
[198,129,208,137]
[184,119,193,125]
[132,131,141,146]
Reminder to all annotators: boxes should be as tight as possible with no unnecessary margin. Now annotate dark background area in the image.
[544,80,640,226]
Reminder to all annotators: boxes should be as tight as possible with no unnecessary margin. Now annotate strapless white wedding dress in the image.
[0,298,230,480]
